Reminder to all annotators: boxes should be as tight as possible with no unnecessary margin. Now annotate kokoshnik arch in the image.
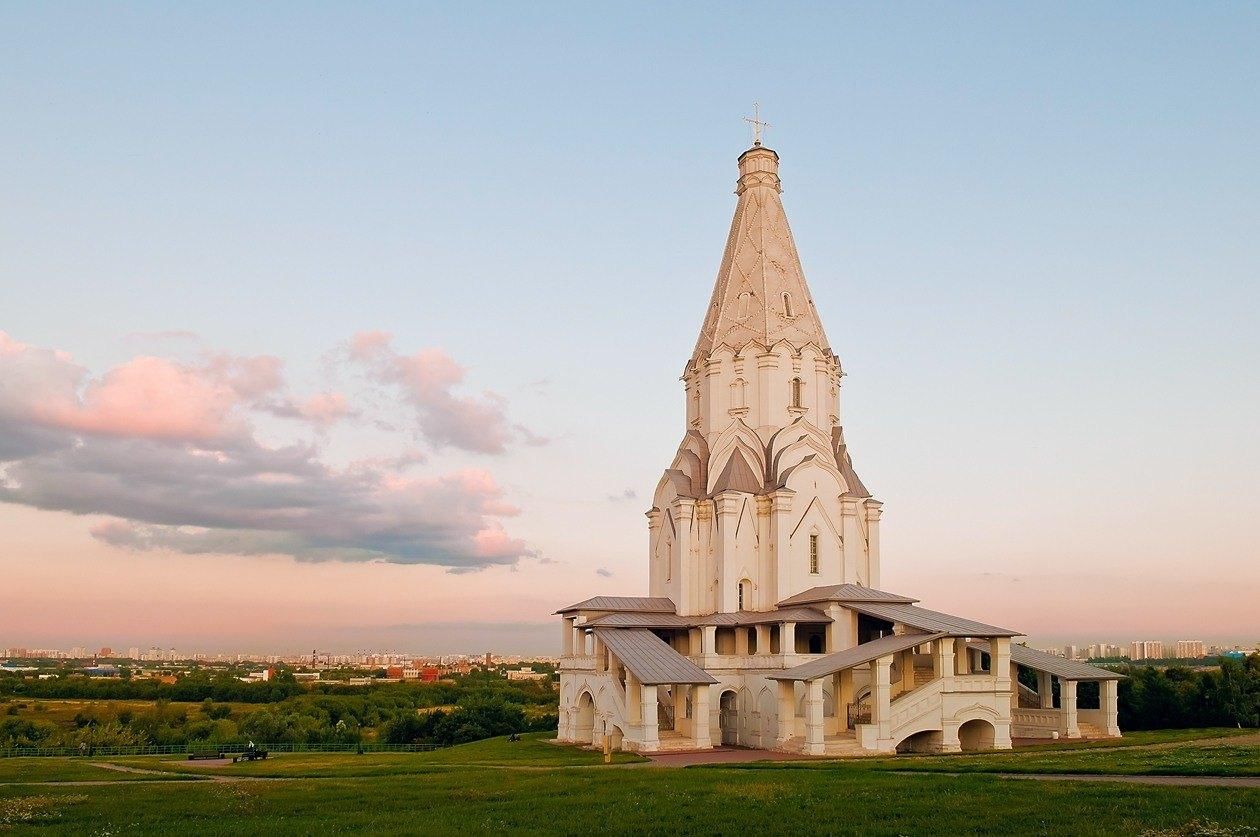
[555,139,1123,755]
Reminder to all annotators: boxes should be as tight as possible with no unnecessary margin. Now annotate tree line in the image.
[1115,654,1259,730]
[0,672,558,751]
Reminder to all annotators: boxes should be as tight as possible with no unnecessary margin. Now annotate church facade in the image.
[556,141,1122,755]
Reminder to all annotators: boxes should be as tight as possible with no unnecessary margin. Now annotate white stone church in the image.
[556,139,1122,755]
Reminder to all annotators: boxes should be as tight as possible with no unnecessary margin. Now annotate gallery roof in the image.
[969,641,1125,681]
[777,584,919,607]
[581,606,829,630]
[847,602,1020,638]
[592,628,718,686]
[555,596,676,615]
[769,632,947,682]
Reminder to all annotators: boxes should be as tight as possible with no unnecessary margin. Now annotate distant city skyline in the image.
[2,4,1257,651]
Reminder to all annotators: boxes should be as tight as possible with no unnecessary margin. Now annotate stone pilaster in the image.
[864,500,883,588]
[840,497,862,584]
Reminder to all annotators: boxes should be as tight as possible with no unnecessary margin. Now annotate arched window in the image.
[809,533,819,574]
[782,292,795,318]
[730,377,747,408]
[738,579,752,611]
[790,377,803,408]
[737,291,753,320]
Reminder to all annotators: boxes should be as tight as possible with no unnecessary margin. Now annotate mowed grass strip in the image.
[102,733,645,778]
[2,764,1258,835]
[874,742,1260,778]
[0,758,203,784]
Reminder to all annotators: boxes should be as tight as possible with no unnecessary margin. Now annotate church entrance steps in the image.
[772,734,878,757]
[651,730,707,752]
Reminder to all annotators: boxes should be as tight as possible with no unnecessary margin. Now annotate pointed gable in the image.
[711,447,763,495]
[692,145,831,363]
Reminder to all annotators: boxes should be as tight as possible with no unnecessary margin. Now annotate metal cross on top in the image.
[743,103,771,146]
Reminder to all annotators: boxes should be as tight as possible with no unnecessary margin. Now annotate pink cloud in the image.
[0,331,535,569]
[345,331,544,454]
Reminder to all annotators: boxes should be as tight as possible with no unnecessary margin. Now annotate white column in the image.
[1038,671,1053,709]
[755,624,771,655]
[840,497,862,584]
[562,617,573,656]
[770,489,795,604]
[672,498,696,614]
[864,501,883,589]
[735,626,750,656]
[673,685,687,733]
[693,685,712,748]
[990,638,1012,693]
[640,682,659,748]
[625,671,642,724]
[782,622,797,656]
[776,680,796,745]
[934,637,955,692]
[954,639,970,674]
[872,656,893,743]
[1101,680,1120,736]
[804,679,825,755]
[702,625,717,658]
[1061,680,1080,738]
[837,669,854,729]
[715,492,742,612]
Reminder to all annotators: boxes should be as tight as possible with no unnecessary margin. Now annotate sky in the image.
[1,3,1257,655]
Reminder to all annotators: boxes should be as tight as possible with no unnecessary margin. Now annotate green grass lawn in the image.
[3,732,1258,834]
[1010,727,1254,750]
[875,742,1260,778]
[0,758,200,783]
[3,763,1258,835]
[102,733,644,778]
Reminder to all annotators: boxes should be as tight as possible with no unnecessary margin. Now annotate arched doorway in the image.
[575,692,595,745]
[719,690,739,746]
[896,730,942,754]
[958,718,995,751]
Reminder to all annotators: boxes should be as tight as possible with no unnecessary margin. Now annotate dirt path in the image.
[994,773,1260,788]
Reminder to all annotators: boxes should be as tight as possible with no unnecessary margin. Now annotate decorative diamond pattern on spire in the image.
[692,146,831,362]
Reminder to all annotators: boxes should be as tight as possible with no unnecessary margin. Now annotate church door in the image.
[719,690,738,746]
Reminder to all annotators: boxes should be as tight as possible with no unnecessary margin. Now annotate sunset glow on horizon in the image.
[2,4,1257,654]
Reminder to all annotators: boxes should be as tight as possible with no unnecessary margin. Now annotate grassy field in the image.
[1,731,1257,834]
[1,697,265,730]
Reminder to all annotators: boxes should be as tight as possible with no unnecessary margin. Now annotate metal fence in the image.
[0,742,442,758]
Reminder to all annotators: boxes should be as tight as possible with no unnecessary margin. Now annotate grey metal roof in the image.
[583,607,828,629]
[969,642,1125,681]
[699,607,831,626]
[555,596,676,615]
[849,602,1020,637]
[769,632,947,682]
[583,612,693,629]
[777,584,919,607]
[593,628,718,685]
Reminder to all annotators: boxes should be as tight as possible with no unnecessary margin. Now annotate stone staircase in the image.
[775,733,872,757]
[653,730,701,752]
[1076,721,1105,739]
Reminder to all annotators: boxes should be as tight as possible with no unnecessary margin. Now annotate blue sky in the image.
[1,3,1257,653]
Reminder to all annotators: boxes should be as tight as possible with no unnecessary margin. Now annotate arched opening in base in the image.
[575,692,595,745]
[896,730,942,754]
[958,718,996,751]
[718,690,739,746]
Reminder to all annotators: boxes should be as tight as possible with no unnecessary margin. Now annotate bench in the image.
[187,752,225,761]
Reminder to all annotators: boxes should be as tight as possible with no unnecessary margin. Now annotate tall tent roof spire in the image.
[691,143,831,364]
